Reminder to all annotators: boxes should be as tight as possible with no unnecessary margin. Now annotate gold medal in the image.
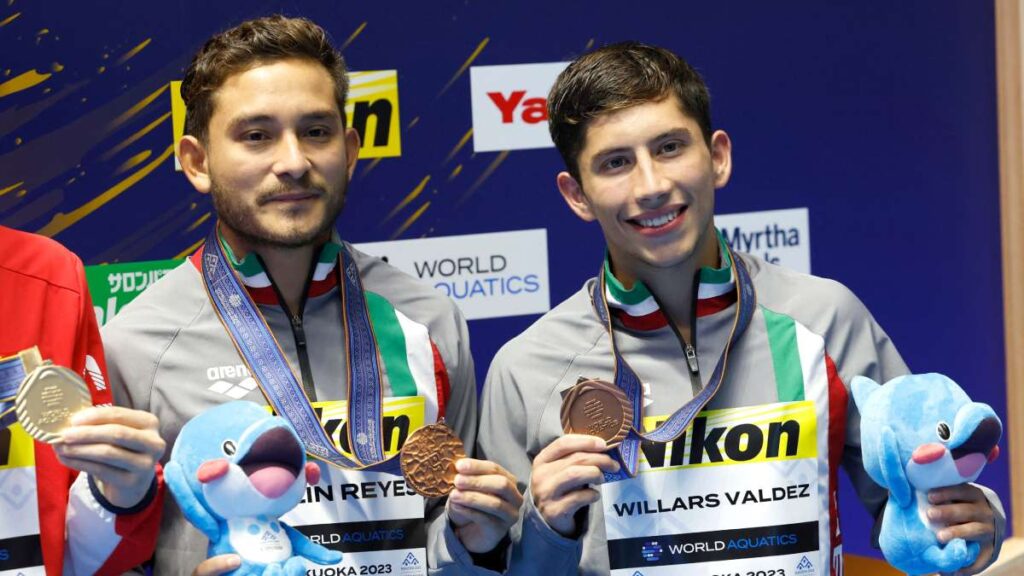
[14,350,92,443]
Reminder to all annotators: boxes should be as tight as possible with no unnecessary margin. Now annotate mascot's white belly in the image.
[227,516,293,564]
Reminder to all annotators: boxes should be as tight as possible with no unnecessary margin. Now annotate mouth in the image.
[261,189,322,204]
[627,207,686,233]
[237,427,304,499]
[950,416,1002,478]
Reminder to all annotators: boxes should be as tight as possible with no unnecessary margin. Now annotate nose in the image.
[632,151,670,207]
[272,133,311,180]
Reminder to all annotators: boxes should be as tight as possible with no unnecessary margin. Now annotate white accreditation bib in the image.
[602,401,826,576]
[283,397,428,576]
[0,424,45,575]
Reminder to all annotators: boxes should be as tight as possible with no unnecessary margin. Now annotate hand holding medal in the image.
[559,378,633,449]
[0,346,165,508]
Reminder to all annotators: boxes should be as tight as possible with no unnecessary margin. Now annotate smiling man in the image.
[478,42,1004,576]
[101,15,521,575]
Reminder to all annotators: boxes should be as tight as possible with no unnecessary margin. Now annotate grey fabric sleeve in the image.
[477,347,583,576]
[426,307,499,575]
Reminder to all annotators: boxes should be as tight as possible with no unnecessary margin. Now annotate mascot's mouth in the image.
[950,416,1001,477]
[237,427,304,499]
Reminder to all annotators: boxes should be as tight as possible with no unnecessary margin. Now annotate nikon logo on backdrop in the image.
[170,70,402,170]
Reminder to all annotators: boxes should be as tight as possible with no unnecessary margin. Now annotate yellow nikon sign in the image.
[169,69,402,170]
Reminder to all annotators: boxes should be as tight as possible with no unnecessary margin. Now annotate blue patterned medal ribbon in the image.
[592,246,756,480]
[200,228,400,474]
[0,356,24,402]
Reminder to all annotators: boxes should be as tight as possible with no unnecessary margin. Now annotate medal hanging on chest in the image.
[566,245,757,480]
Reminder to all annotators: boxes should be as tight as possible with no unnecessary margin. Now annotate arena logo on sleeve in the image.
[716,208,811,273]
[470,62,568,152]
[355,229,550,320]
[170,70,402,170]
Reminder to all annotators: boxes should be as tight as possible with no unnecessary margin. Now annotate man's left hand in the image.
[53,406,166,509]
[928,483,997,576]
[447,458,524,554]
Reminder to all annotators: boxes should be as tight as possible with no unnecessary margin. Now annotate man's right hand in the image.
[192,554,241,576]
[530,434,620,537]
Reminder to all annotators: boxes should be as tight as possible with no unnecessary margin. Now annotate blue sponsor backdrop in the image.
[0,0,1007,559]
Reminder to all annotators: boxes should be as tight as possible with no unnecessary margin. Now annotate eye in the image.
[660,140,682,154]
[243,131,268,143]
[222,440,237,456]
[306,126,332,139]
[936,422,951,441]
[602,156,629,172]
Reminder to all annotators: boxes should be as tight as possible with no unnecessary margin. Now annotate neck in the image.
[219,226,315,314]
[610,228,720,340]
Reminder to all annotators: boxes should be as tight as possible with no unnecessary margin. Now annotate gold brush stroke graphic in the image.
[102,111,170,160]
[111,84,167,129]
[185,212,211,232]
[437,38,488,97]
[407,116,419,129]
[341,21,367,50]
[37,144,174,238]
[444,128,473,164]
[115,150,151,174]
[0,181,24,196]
[0,12,20,26]
[460,150,509,204]
[391,201,430,239]
[174,237,204,259]
[359,156,383,178]
[0,70,51,98]
[384,175,430,222]
[448,164,462,181]
[117,38,151,65]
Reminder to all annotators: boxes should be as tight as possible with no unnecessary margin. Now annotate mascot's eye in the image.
[222,440,237,456]
[937,422,951,441]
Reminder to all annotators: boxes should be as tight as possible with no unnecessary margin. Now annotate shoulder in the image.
[741,251,874,331]
[101,260,207,354]
[351,243,466,335]
[0,226,85,293]
[488,282,606,390]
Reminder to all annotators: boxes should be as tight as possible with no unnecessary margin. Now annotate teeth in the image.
[637,210,679,228]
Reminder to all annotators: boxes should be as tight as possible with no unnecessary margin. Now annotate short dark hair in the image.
[181,15,349,142]
[547,41,712,181]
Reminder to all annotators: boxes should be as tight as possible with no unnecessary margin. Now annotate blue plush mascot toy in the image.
[851,373,1001,575]
[165,400,342,575]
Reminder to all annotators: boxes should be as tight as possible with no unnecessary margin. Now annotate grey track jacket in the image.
[102,240,492,575]
[479,247,1005,576]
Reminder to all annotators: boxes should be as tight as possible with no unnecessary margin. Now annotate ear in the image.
[556,171,595,222]
[709,129,732,189]
[851,376,881,411]
[343,126,361,180]
[178,135,211,194]
[164,461,220,539]
[879,426,913,507]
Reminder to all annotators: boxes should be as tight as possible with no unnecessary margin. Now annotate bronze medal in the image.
[399,422,466,498]
[560,379,633,448]
[15,361,92,444]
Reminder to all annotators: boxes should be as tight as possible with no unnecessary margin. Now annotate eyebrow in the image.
[225,110,341,133]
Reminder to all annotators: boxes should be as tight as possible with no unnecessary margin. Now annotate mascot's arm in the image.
[879,426,913,508]
[284,524,342,565]
[164,461,221,540]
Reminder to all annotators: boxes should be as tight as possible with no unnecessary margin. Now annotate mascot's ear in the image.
[851,376,881,411]
[879,426,913,507]
[165,461,220,539]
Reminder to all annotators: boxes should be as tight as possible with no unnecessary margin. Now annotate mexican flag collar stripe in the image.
[604,231,737,330]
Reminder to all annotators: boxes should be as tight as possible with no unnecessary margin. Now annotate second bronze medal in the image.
[560,379,633,448]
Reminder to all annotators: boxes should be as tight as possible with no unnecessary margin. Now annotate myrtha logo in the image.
[795,555,815,575]
[641,541,663,562]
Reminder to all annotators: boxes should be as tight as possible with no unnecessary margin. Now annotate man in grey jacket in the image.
[478,42,1003,576]
[102,15,521,576]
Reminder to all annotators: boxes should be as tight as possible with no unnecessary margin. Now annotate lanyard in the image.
[201,227,401,474]
[590,245,756,479]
